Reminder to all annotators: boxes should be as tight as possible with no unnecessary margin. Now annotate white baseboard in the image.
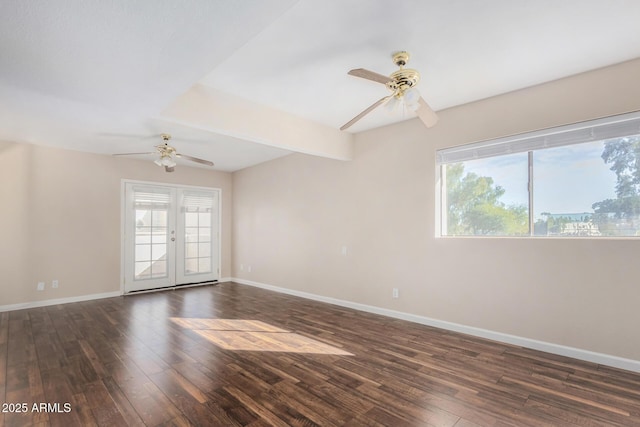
[232,278,640,373]
[0,291,123,313]
[1,279,232,313]
[2,279,230,313]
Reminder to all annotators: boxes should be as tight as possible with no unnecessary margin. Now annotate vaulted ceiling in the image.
[1,0,640,171]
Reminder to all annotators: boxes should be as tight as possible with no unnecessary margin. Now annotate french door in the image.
[122,181,220,293]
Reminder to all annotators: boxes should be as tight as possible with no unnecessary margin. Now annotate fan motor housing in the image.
[386,69,420,92]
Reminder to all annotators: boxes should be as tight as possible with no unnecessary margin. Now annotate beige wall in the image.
[0,142,232,306]
[232,58,640,361]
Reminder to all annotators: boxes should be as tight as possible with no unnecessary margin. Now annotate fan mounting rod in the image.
[393,51,410,67]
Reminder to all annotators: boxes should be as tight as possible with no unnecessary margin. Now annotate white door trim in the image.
[120,179,222,294]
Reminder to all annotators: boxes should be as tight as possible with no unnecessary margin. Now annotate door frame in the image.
[120,179,222,294]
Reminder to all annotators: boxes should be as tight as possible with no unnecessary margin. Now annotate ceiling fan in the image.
[341,51,439,131]
[112,133,214,172]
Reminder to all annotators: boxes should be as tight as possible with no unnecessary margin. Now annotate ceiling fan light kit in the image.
[341,51,439,131]
[154,155,177,168]
[403,87,421,111]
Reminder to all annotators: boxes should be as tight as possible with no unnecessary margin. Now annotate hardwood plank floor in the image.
[2,282,640,426]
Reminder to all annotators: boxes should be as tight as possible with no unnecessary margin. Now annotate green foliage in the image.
[592,196,640,219]
[600,136,640,198]
[445,163,528,236]
[592,136,640,235]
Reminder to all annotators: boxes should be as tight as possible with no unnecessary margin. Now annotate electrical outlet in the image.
[37,282,45,291]
[247,265,252,273]
[240,264,244,271]
[392,288,399,299]
[52,280,59,289]
[341,246,348,256]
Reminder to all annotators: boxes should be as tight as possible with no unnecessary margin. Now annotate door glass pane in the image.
[185,212,198,227]
[152,234,167,244]
[152,210,168,227]
[185,227,199,242]
[181,191,215,276]
[185,243,198,258]
[199,212,211,225]
[135,233,151,244]
[199,227,211,242]
[152,244,167,260]
[198,258,211,273]
[135,261,151,278]
[199,242,211,257]
[135,209,150,226]
[135,245,151,261]
[151,260,167,278]
[185,258,198,274]
[133,188,170,281]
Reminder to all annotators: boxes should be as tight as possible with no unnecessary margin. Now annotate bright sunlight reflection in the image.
[170,318,353,355]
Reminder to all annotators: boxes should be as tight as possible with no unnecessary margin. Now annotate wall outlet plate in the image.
[37,282,45,291]
[52,280,59,288]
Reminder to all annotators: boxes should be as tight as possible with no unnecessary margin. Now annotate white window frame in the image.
[436,111,640,238]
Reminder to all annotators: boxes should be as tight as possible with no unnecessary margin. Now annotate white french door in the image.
[123,182,220,293]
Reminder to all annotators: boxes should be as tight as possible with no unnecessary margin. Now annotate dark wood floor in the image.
[2,282,640,426]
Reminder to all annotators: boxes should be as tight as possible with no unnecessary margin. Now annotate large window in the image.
[438,111,640,237]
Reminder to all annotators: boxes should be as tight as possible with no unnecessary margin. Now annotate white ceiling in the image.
[1,0,640,171]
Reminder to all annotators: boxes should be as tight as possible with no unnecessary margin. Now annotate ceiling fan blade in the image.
[176,153,214,167]
[164,166,175,173]
[348,68,391,85]
[112,152,155,156]
[416,97,439,128]
[340,95,392,131]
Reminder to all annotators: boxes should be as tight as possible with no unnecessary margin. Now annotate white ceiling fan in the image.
[341,51,439,131]
[112,133,214,172]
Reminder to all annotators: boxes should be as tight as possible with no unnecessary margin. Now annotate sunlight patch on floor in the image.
[170,318,352,355]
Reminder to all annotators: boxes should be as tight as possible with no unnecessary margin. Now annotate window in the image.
[437,111,640,237]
